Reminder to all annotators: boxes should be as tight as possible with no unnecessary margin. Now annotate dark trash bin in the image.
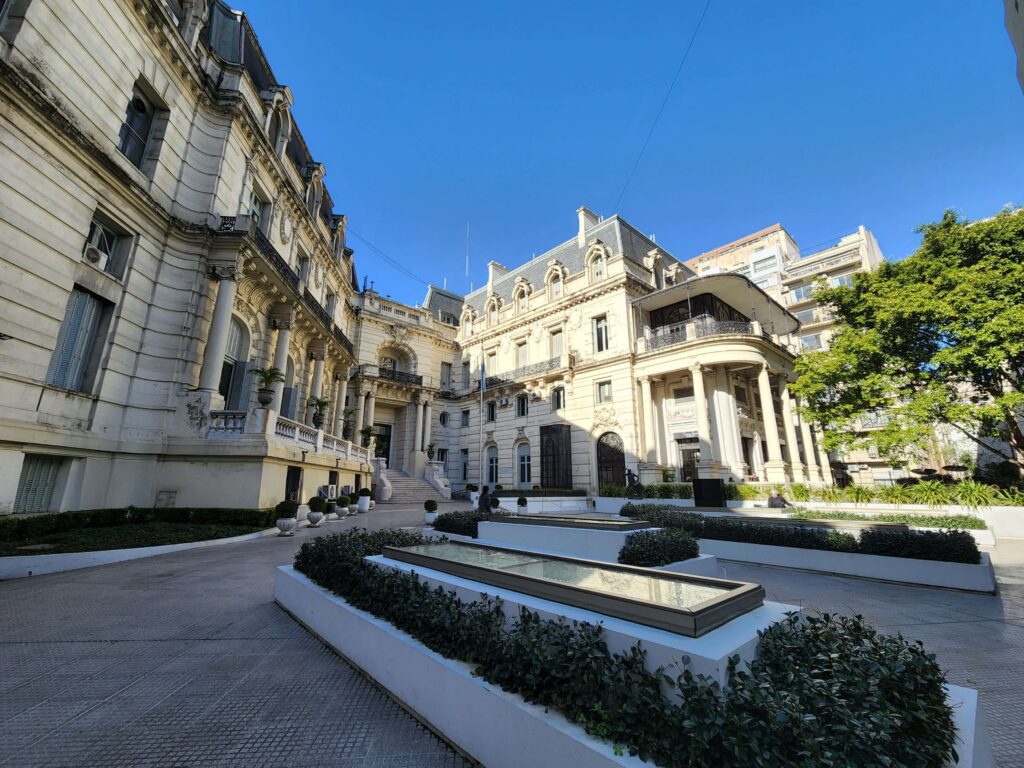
[693,478,726,508]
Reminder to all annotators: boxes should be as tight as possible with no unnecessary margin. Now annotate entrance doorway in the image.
[540,424,572,489]
[285,466,302,502]
[676,441,700,481]
[595,431,625,489]
[373,423,392,466]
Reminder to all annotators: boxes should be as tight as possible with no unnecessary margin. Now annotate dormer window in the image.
[488,305,498,327]
[463,317,473,336]
[306,178,323,218]
[517,292,528,314]
[592,253,606,281]
[549,274,563,300]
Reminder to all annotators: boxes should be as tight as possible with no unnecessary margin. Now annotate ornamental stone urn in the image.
[306,510,324,527]
[256,388,274,407]
[276,517,297,536]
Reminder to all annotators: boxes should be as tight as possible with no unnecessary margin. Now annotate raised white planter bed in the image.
[699,540,996,593]
[275,566,990,768]
[0,526,283,580]
[494,496,591,514]
[594,497,695,514]
[477,520,653,563]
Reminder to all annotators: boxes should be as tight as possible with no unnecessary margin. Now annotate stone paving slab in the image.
[1,504,1022,766]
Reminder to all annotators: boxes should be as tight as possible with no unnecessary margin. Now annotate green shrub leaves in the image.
[618,529,700,567]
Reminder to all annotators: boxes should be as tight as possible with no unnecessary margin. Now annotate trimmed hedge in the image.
[791,510,987,530]
[618,504,981,564]
[432,508,511,538]
[599,483,693,499]
[294,530,958,767]
[618,529,699,567]
[493,488,587,498]
[0,507,276,543]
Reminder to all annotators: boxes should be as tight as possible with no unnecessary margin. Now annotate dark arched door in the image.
[596,432,626,489]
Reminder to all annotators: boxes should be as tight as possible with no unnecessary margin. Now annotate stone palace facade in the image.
[0,0,833,514]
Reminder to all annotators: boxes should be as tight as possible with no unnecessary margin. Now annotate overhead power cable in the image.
[612,0,712,212]
[346,226,431,287]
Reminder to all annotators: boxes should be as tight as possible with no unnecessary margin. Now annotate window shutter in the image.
[46,289,101,390]
[281,386,295,420]
[227,361,252,410]
[13,455,62,513]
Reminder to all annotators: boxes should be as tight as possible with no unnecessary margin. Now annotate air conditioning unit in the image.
[83,245,108,271]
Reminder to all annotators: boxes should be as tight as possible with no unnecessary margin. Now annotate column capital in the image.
[208,263,238,281]
[270,317,293,331]
[308,350,326,362]
[689,363,704,374]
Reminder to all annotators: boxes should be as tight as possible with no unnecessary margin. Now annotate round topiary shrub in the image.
[517,496,527,507]
[348,492,359,504]
[424,499,438,512]
[490,497,501,509]
[359,488,371,497]
[307,496,326,513]
[466,483,478,492]
[275,500,299,518]
[618,529,699,567]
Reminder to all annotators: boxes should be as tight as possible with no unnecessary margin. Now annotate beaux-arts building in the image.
[0,0,832,515]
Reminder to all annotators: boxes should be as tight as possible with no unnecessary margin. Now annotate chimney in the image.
[487,260,510,290]
[577,206,600,247]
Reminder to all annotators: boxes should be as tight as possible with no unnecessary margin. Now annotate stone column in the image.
[640,376,656,463]
[423,398,433,451]
[413,397,424,457]
[198,266,238,391]
[714,366,741,479]
[269,317,291,412]
[352,385,365,438]
[797,397,820,483]
[335,370,349,437]
[690,365,717,477]
[779,379,805,482]
[365,385,377,429]
[814,426,833,485]
[756,365,787,483]
[306,352,325,426]
[327,375,342,436]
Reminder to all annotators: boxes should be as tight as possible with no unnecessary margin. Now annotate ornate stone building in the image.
[0,0,832,514]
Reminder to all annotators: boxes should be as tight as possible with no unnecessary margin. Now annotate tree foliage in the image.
[792,208,1024,478]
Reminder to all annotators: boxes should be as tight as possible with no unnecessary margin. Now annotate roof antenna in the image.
[465,222,470,292]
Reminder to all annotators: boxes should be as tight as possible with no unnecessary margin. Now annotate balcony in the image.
[355,363,424,386]
[253,228,300,290]
[206,411,370,463]
[481,357,561,389]
[782,247,860,283]
[638,319,770,353]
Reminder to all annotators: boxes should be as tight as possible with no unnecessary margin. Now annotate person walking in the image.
[477,485,491,515]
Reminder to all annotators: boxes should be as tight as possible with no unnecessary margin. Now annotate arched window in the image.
[549,273,563,301]
[487,304,498,327]
[596,432,626,489]
[516,291,528,315]
[591,253,606,281]
[463,317,473,337]
[486,445,499,485]
[282,356,298,421]
[218,317,251,410]
[306,179,323,218]
[268,110,281,152]
[517,442,531,487]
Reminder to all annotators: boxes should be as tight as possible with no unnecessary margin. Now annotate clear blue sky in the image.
[238,1,1024,306]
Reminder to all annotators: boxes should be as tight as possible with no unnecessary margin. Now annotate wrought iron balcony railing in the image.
[480,357,560,389]
[254,228,300,290]
[332,324,354,356]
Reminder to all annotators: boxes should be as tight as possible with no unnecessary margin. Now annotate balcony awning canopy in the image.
[633,273,800,334]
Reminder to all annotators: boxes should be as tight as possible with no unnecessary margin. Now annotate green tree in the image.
[792,208,1024,479]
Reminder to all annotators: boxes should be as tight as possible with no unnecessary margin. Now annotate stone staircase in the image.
[382,469,448,504]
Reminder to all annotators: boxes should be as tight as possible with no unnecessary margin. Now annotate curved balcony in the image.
[637,319,789,355]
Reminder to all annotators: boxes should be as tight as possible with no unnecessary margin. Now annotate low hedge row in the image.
[493,489,587,498]
[294,529,958,767]
[618,529,699,567]
[599,483,693,499]
[0,507,276,543]
[431,508,511,538]
[721,479,1024,507]
[790,510,988,530]
[619,504,981,564]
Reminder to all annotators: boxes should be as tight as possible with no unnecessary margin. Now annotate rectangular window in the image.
[801,333,823,350]
[552,387,565,411]
[46,287,109,393]
[516,394,528,417]
[596,380,612,403]
[518,448,531,484]
[790,284,815,302]
[794,308,816,323]
[754,275,777,289]
[486,401,497,422]
[461,448,469,481]
[83,216,129,280]
[830,274,854,288]
[325,293,337,317]
[516,341,528,369]
[550,330,563,359]
[298,253,311,283]
[249,190,271,234]
[752,256,775,274]
[440,362,452,389]
[734,385,749,404]
[593,315,609,353]
[437,448,448,468]
[486,351,497,375]
[13,454,64,513]
[462,361,471,388]
[461,409,470,427]
[673,387,695,402]
[118,86,156,168]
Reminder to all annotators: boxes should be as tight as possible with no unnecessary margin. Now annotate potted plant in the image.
[275,500,299,536]
[489,496,501,513]
[467,483,479,505]
[517,496,528,515]
[426,442,435,460]
[306,496,326,527]
[252,366,285,407]
[424,499,438,524]
[308,397,330,429]
[359,425,374,447]
[357,487,371,513]
[347,492,359,515]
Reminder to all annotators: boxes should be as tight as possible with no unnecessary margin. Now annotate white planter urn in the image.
[425,511,439,525]
[307,510,324,528]
[347,503,358,515]
[369,499,376,510]
[517,504,528,516]
[469,491,479,506]
[276,517,297,536]
[357,495,371,513]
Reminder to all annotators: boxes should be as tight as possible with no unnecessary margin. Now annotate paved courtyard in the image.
[0,505,1021,767]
